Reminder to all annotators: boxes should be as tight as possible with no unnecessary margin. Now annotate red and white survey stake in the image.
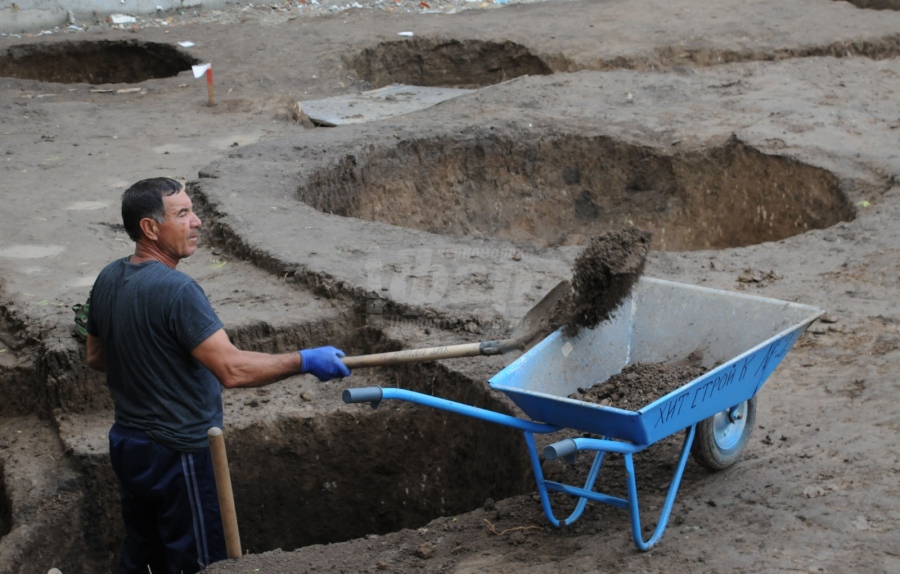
[192,63,215,107]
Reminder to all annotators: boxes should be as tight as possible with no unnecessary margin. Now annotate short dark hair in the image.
[121,177,184,241]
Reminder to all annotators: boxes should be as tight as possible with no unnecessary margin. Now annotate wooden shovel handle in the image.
[208,427,241,559]
[341,280,569,369]
[341,339,521,368]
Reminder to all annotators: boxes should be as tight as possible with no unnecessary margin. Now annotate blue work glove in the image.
[299,346,351,382]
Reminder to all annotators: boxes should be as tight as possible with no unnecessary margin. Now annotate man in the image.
[85,177,351,573]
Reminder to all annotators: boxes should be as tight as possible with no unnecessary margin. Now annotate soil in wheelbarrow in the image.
[568,359,707,412]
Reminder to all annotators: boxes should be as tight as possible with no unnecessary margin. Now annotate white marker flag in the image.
[192,63,212,79]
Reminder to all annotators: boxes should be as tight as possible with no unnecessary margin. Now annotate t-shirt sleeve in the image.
[169,281,225,351]
[86,295,98,337]
[85,273,106,338]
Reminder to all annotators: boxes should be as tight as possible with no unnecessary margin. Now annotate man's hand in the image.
[299,346,352,382]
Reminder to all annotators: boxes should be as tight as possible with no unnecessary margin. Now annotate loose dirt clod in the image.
[561,227,652,337]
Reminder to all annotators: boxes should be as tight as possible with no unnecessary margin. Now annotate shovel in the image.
[341,280,571,369]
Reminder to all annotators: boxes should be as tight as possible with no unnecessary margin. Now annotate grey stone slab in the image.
[301,84,475,126]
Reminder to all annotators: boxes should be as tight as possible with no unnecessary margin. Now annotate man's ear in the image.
[138,217,160,241]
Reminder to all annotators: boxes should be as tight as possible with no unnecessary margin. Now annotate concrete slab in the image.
[301,84,475,126]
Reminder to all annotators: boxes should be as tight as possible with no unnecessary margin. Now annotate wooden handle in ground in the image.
[208,427,241,559]
[205,68,216,107]
[341,339,523,368]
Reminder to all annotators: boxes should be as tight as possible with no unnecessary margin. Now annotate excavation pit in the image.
[298,134,854,251]
[0,40,199,84]
[224,362,532,553]
[346,39,553,88]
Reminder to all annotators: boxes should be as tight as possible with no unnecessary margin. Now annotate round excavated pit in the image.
[0,40,198,84]
[346,39,553,88]
[299,134,854,250]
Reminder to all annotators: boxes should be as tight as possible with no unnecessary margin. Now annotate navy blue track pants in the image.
[109,424,227,574]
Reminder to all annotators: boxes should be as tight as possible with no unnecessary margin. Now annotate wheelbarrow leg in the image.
[625,423,697,551]
[539,424,698,550]
[524,432,610,527]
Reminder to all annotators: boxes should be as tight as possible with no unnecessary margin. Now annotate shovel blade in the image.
[507,280,571,350]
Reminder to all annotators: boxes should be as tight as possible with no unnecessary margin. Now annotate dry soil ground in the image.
[1,1,899,573]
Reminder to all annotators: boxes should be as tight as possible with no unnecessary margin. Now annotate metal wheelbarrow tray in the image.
[343,277,824,550]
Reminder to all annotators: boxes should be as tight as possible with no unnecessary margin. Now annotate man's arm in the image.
[86,334,107,372]
[191,329,303,389]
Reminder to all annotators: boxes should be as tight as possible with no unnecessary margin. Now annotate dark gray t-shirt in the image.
[87,257,224,452]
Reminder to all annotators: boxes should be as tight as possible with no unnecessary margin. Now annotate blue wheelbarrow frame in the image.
[343,278,823,550]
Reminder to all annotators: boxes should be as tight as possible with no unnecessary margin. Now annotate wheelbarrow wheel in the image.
[691,396,757,471]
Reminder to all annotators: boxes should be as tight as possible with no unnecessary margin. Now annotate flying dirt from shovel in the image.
[560,227,652,337]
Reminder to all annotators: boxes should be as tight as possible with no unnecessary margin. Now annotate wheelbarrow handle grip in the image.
[543,438,578,462]
[342,386,384,404]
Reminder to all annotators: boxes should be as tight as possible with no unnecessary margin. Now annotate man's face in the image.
[156,190,202,261]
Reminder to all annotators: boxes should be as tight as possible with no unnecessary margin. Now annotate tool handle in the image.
[208,427,241,559]
[341,340,518,368]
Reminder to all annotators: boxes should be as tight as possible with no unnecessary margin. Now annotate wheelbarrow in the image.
[343,277,824,550]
